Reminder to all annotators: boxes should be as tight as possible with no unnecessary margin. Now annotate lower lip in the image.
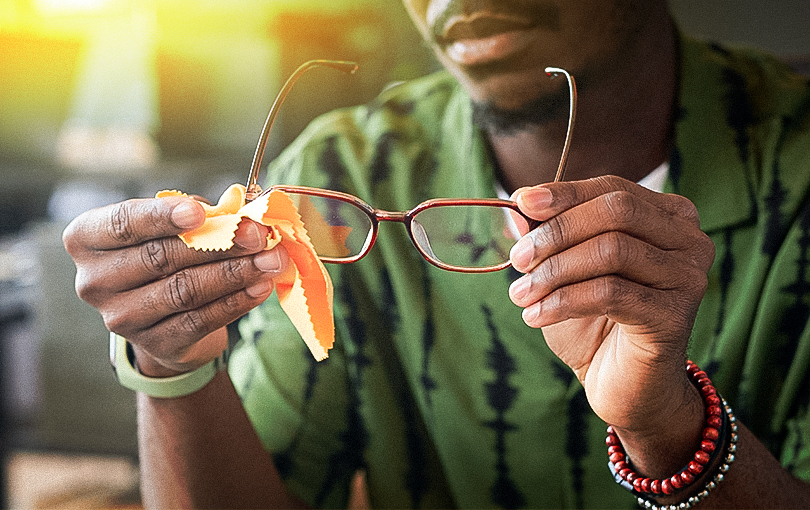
[445,29,537,66]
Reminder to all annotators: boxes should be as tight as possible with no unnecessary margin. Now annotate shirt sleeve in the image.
[229,295,358,507]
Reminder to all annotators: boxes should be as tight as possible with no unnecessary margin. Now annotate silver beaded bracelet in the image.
[636,397,738,510]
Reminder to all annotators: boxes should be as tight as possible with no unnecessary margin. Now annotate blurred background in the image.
[0,0,808,508]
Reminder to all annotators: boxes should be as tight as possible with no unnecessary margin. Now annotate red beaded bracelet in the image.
[605,361,726,497]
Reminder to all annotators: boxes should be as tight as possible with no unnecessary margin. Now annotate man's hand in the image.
[508,175,715,433]
[63,195,289,377]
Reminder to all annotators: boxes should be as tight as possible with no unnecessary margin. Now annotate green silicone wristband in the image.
[109,332,227,398]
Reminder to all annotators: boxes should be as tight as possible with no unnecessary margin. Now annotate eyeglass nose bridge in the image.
[373,209,408,222]
[366,209,425,260]
[362,208,449,270]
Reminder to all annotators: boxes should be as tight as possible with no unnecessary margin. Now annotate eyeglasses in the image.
[266,184,544,273]
[243,61,577,272]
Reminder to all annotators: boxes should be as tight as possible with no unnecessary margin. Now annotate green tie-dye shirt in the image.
[229,34,810,508]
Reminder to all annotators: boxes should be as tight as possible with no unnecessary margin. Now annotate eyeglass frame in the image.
[265,184,541,273]
[242,60,577,273]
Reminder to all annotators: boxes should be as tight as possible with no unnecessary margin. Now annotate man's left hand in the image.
[509,175,715,433]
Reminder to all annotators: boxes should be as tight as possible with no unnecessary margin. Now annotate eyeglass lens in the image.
[410,205,519,269]
[285,192,373,260]
[285,191,520,270]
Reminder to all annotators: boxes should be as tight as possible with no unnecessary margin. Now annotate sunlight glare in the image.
[35,0,113,14]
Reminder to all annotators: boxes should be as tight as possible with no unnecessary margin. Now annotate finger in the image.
[520,275,702,336]
[514,175,701,228]
[101,247,289,335]
[64,196,206,254]
[74,219,272,303]
[510,189,714,273]
[509,231,709,308]
[233,219,269,251]
[131,284,276,366]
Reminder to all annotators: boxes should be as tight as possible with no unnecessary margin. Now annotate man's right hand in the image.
[62,195,289,377]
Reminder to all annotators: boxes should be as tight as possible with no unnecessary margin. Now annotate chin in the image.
[440,47,572,109]
[471,80,570,135]
[463,65,568,112]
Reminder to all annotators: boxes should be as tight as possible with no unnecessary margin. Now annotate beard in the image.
[470,77,572,136]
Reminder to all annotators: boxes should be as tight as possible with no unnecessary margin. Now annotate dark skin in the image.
[62,0,810,507]
[64,197,304,508]
[402,0,810,506]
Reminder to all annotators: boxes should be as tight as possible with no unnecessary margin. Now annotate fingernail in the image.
[235,221,263,251]
[254,249,283,273]
[509,277,530,302]
[171,201,203,229]
[246,279,273,298]
[510,236,534,271]
[522,305,539,325]
[518,188,553,210]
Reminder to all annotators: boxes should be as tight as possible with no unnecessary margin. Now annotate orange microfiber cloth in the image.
[157,184,334,361]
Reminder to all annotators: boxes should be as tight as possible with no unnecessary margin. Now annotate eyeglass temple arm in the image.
[245,60,359,202]
[544,67,577,183]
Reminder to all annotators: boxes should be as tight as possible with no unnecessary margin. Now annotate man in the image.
[63,0,810,507]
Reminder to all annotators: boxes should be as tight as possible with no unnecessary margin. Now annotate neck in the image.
[488,12,678,193]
